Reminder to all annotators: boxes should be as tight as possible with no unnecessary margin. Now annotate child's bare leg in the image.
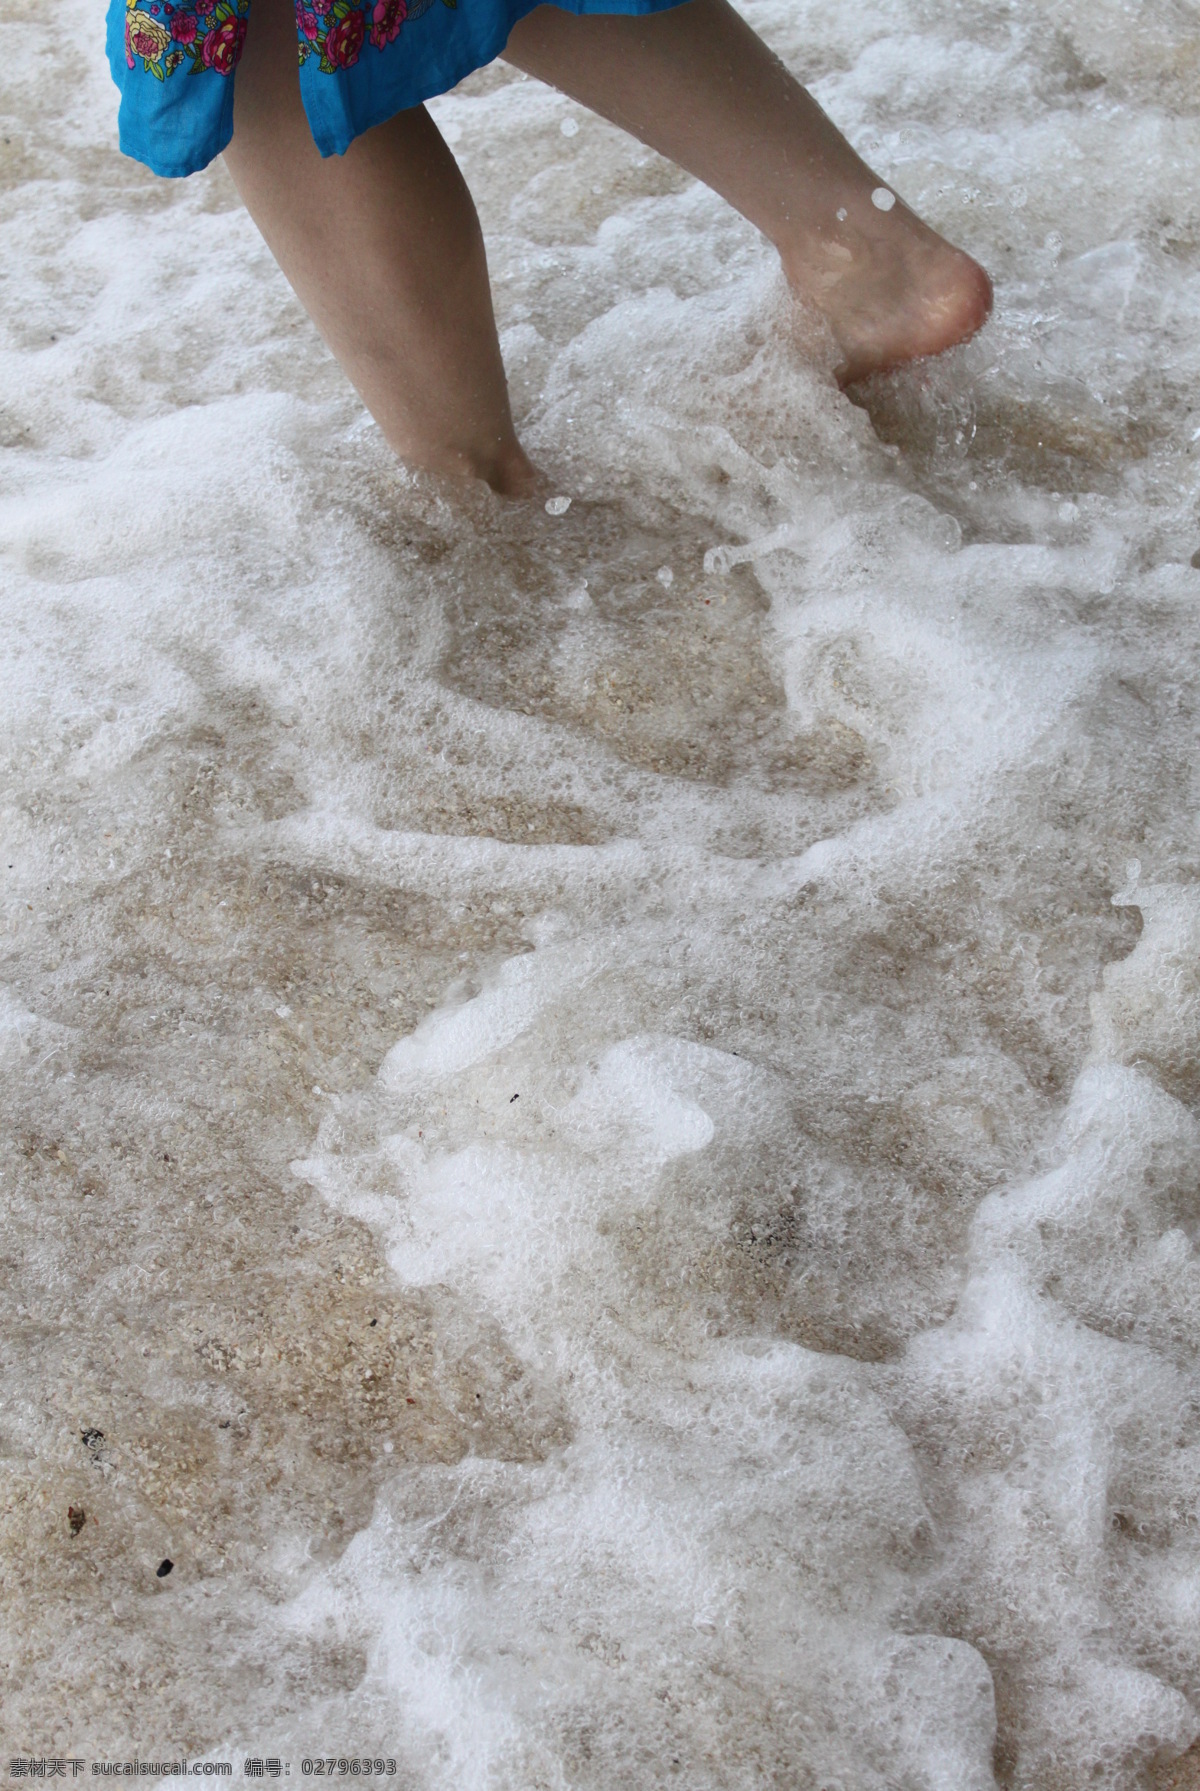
[223,0,537,492]
[503,0,992,384]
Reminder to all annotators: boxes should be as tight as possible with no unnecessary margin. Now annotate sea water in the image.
[2,0,1200,1783]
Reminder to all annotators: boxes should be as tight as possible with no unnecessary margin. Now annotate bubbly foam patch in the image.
[2,0,1199,1782]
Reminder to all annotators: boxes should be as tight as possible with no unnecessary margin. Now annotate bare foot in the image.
[432,436,548,498]
[476,439,549,499]
[782,195,993,387]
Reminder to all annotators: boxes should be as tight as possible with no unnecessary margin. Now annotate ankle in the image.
[400,432,543,498]
[775,191,923,300]
[470,438,546,499]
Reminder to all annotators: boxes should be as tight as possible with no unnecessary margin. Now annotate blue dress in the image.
[109,0,687,178]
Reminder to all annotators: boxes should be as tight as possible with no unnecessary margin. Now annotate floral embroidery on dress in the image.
[124,0,459,85]
[125,0,249,80]
[296,0,455,75]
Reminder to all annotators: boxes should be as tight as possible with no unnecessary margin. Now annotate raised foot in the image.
[784,205,993,388]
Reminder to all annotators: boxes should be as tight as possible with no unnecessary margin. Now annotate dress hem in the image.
[111,0,691,178]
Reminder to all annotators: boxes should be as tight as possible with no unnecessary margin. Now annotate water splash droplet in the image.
[545,496,572,516]
[871,187,896,212]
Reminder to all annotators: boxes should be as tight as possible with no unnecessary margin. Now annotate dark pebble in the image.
[156,1558,174,1578]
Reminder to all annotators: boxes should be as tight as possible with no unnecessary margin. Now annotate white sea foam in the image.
[2,0,1199,1781]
